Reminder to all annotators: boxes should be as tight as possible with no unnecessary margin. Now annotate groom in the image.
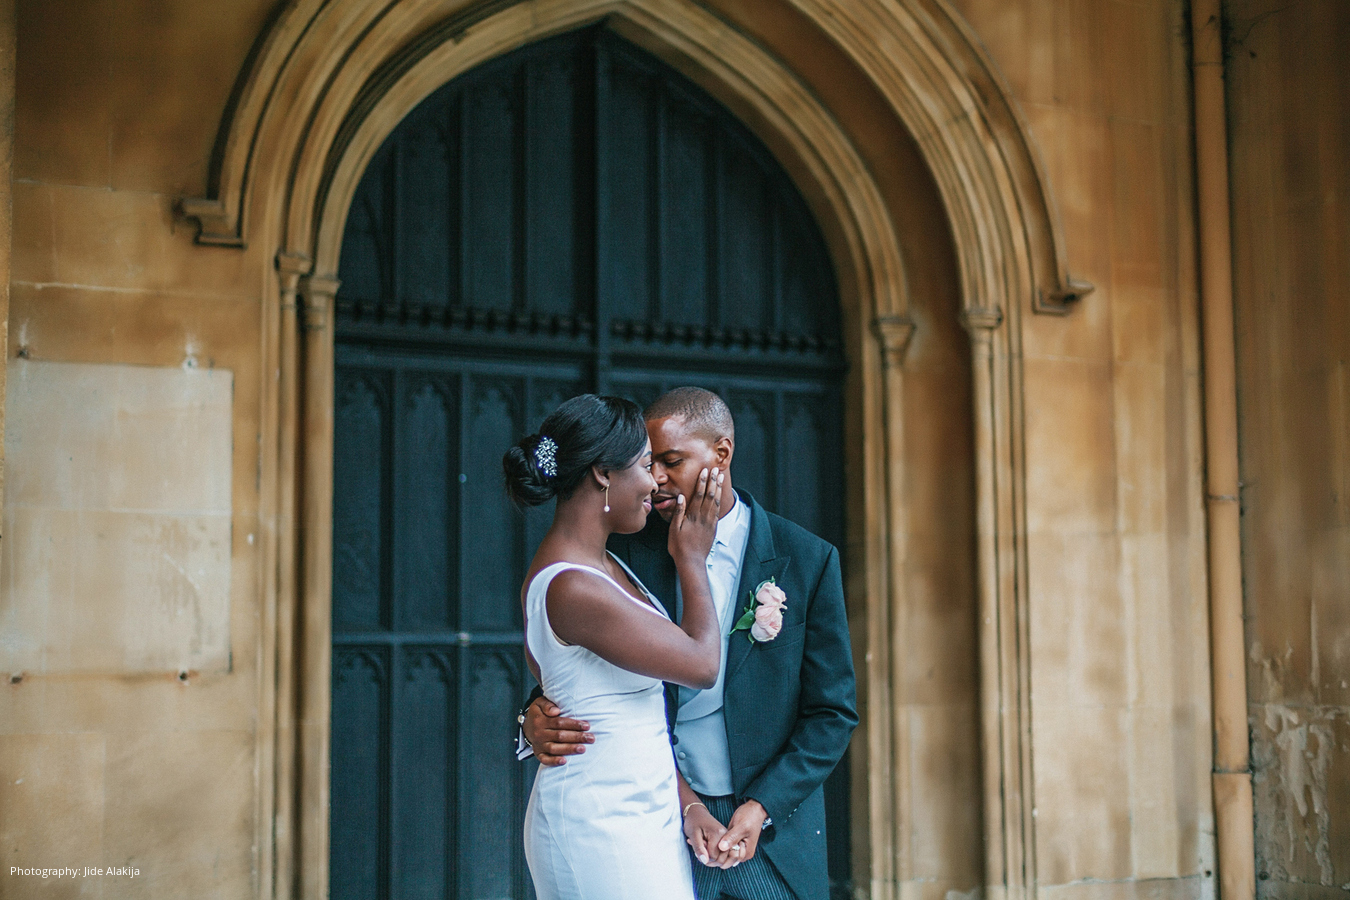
[521,387,858,900]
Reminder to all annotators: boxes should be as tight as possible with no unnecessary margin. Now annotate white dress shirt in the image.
[673,493,751,796]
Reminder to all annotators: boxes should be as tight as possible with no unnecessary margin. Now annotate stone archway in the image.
[184,2,1088,897]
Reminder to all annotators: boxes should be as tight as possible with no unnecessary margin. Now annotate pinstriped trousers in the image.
[689,794,798,900]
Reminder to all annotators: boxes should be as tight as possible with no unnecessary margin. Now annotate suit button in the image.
[678,751,687,759]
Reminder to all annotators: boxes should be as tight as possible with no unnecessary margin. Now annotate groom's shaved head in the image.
[644,387,734,442]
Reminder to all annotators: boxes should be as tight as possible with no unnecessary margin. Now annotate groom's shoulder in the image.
[760,507,837,567]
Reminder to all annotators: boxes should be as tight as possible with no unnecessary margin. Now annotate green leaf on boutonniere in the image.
[730,606,756,636]
[729,577,775,641]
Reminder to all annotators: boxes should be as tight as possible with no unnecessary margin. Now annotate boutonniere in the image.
[730,578,787,642]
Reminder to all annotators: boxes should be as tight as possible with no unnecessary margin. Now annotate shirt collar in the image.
[712,491,750,550]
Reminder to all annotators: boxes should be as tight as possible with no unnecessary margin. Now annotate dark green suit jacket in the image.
[607,490,858,900]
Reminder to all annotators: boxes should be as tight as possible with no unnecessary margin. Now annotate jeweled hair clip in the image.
[534,436,558,478]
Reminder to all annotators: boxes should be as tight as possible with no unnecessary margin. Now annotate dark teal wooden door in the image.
[330,28,847,900]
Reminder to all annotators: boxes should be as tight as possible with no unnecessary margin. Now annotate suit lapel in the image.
[622,516,682,733]
[725,493,789,681]
[632,515,677,618]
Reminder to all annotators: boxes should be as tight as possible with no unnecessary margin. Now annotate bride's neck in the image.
[546,494,612,566]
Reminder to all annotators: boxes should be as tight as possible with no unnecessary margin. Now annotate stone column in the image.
[271,250,313,900]
[298,271,340,900]
[961,304,1033,900]
[870,314,914,898]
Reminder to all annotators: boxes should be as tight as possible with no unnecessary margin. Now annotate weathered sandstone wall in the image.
[1227,1,1350,895]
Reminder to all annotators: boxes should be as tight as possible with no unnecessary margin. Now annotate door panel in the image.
[395,376,456,630]
[334,371,391,631]
[332,648,389,896]
[332,27,847,899]
[395,649,454,899]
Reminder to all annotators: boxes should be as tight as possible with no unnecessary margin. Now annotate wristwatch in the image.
[517,713,532,749]
[745,796,771,830]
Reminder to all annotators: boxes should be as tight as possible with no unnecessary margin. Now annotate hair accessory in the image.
[534,436,559,478]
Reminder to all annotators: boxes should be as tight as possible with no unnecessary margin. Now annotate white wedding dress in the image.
[523,554,696,900]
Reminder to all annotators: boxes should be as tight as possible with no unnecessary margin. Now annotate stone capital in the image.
[298,274,341,332]
[960,306,1004,336]
[872,315,916,369]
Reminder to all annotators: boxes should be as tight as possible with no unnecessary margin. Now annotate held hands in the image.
[522,695,593,766]
[668,467,723,564]
[682,804,727,868]
[683,799,768,868]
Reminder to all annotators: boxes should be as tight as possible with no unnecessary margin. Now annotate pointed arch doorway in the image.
[189,0,1094,895]
[328,27,850,899]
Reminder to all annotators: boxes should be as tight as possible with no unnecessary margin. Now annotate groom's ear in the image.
[713,436,733,470]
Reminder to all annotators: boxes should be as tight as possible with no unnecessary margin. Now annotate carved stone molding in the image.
[299,275,341,333]
[179,198,239,247]
[1036,278,1096,315]
[960,306,1005,337]
[783,0,1092,317]
[275,250,313,279]
[872,315,917,369]
[181,0,1088,320]
[275,250,313,313]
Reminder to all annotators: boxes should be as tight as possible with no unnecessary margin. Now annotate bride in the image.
[503,393,723,900]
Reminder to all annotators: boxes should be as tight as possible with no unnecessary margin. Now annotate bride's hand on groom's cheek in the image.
[524,696,594,766]
[683,806,727,867]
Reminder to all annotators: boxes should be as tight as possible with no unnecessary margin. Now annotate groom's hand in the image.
[714,799,768,866]
[523,696,593,766]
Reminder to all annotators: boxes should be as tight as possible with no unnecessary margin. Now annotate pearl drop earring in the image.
[604,483,610,513]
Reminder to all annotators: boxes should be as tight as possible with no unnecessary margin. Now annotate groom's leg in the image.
[691,793,797,900]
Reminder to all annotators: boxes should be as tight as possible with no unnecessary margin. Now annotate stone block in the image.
[898,529,978,706]
[1038,876,1204,900]
[904,703,982,883]
[10,181,56,285]
[100,730,254,899]
[1029,530,1127,709]
[1109,119,1167,290]
[0,732,106,899]
[1113,363,1169,535]
[0,361,232,675]
[1111,287,1168,367]
[1024,357,1119,535]
[1033,705,1134,884]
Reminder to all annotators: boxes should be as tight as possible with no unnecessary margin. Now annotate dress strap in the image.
[606,552,669,616]
[527,560,666,617]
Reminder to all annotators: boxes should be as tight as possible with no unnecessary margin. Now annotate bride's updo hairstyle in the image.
[503,394,648,508]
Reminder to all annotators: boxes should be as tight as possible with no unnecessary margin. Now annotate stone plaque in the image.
[0,360,233,674]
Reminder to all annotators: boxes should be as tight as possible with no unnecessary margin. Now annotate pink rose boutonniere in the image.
[731,578,787,642]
